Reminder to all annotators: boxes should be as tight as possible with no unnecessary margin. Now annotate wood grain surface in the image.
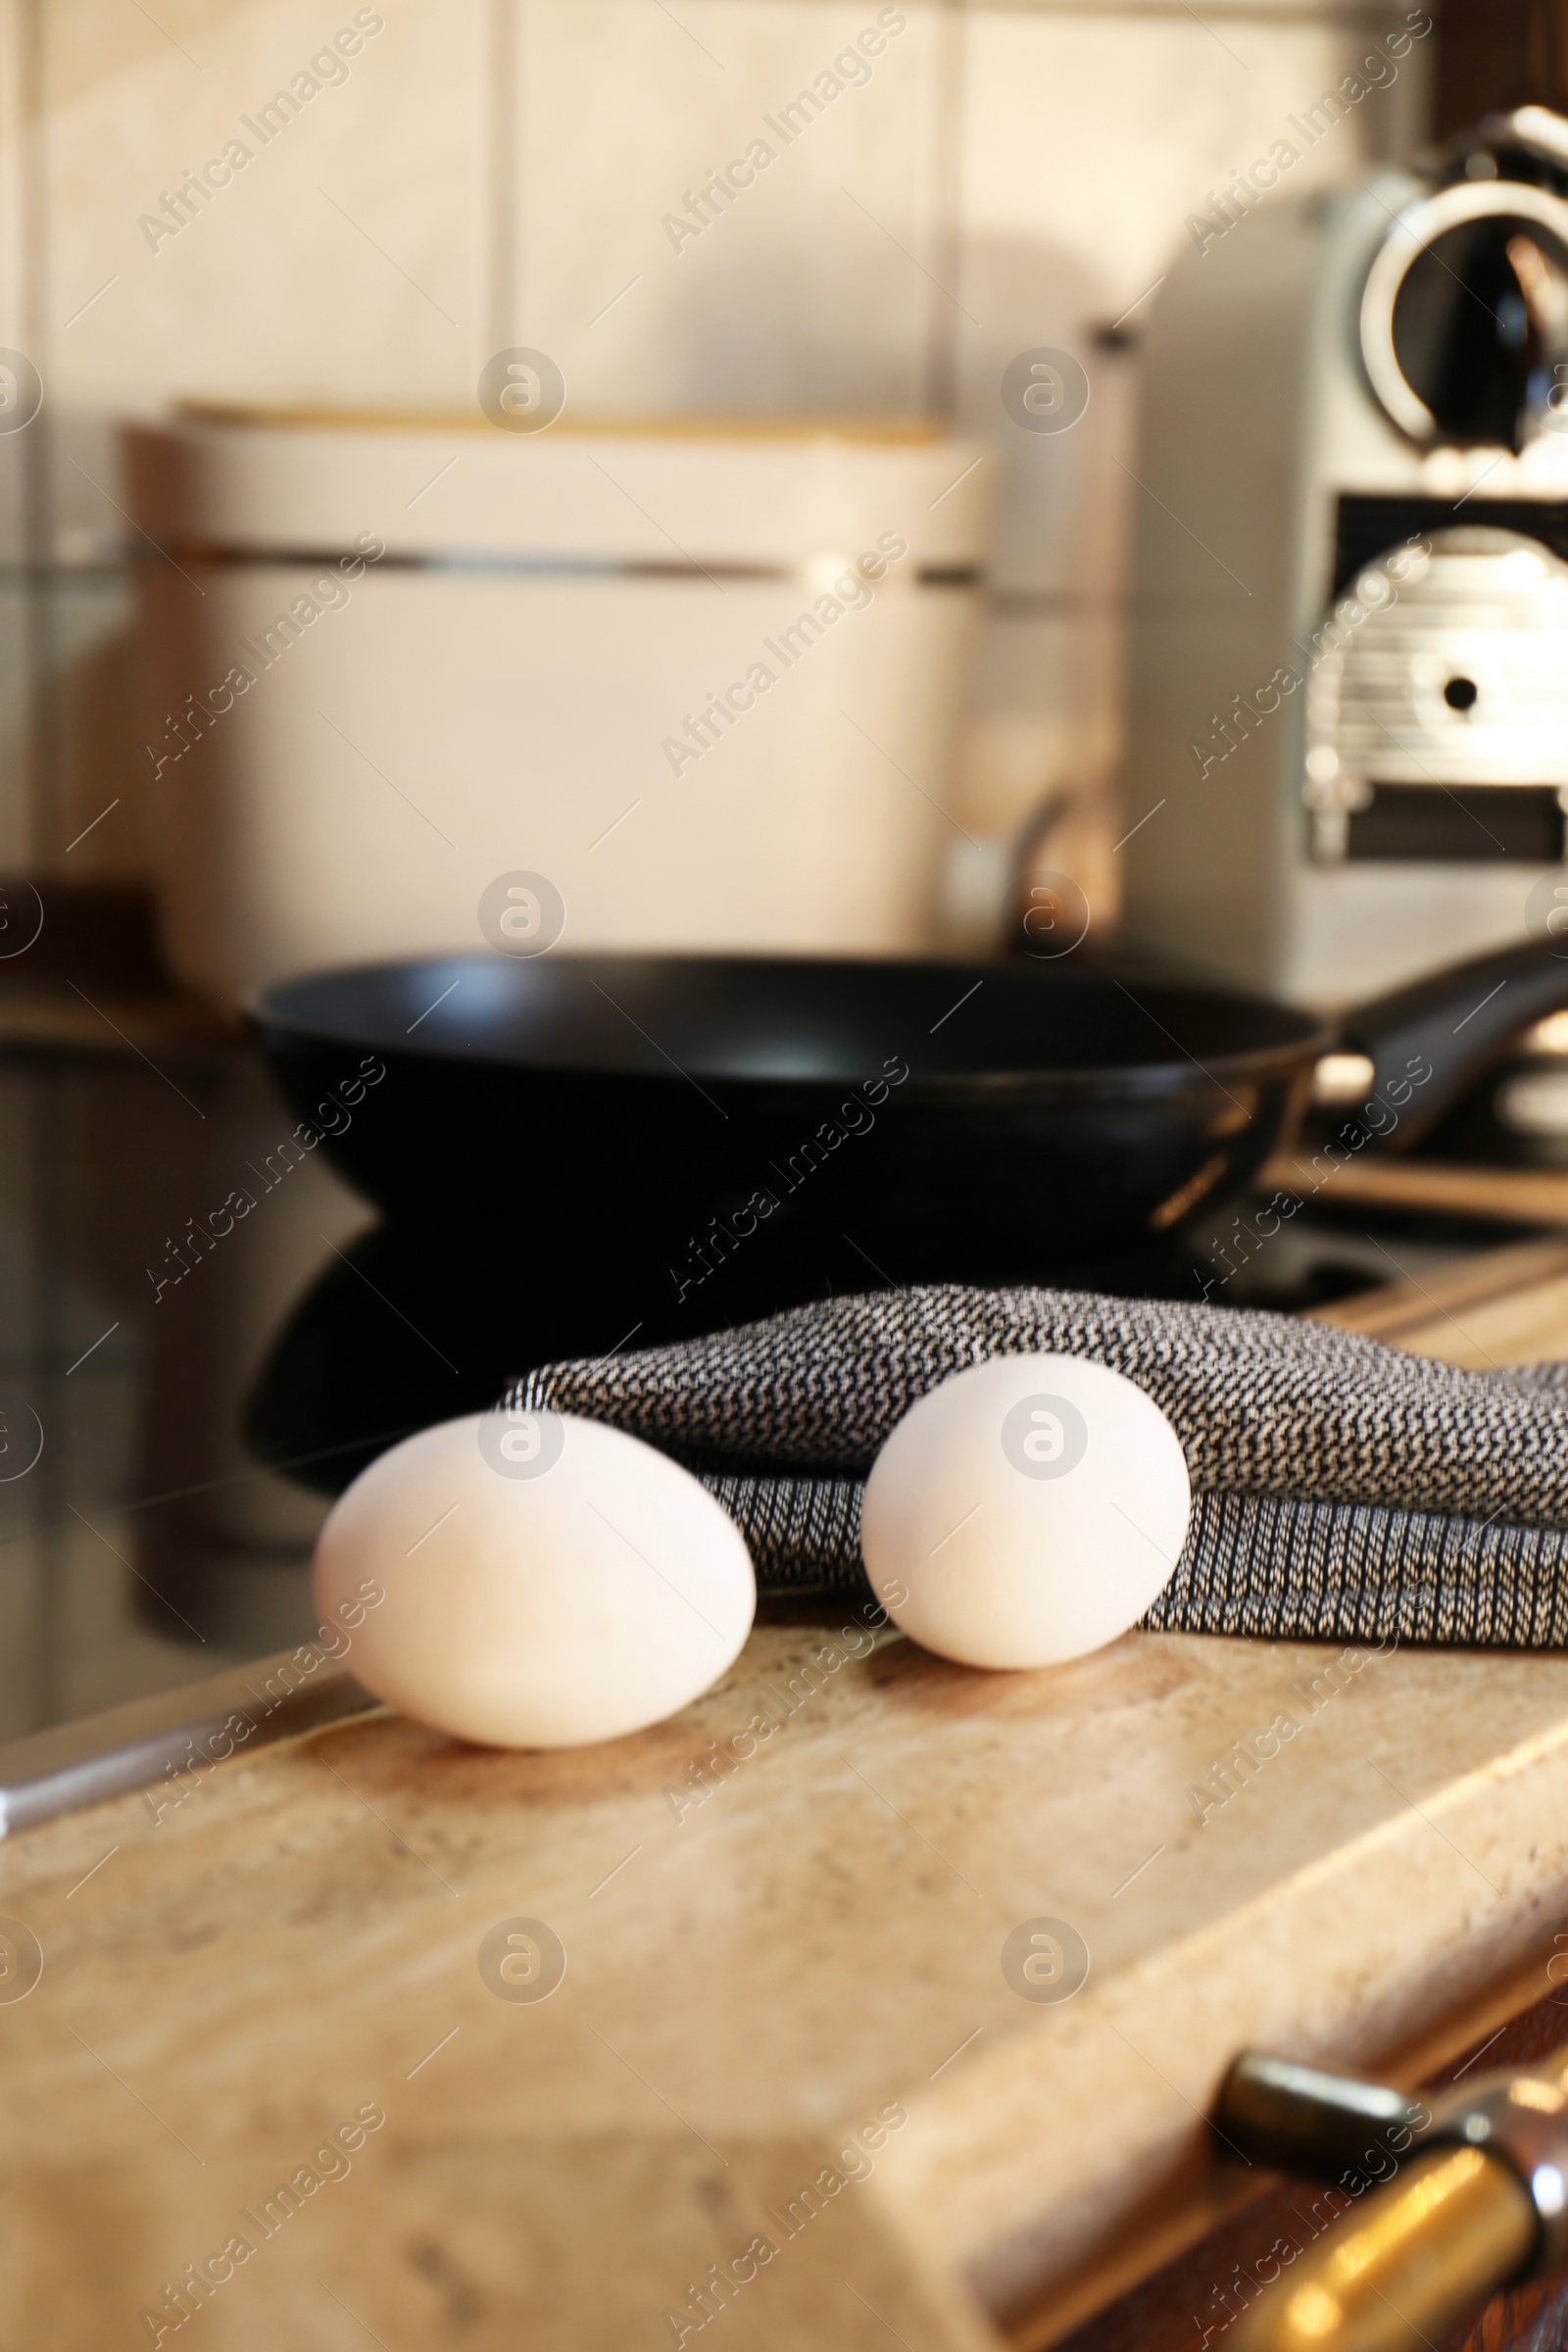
[1263,1152,1568,1239]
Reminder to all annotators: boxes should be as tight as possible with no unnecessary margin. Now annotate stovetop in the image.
[0,1009,1554,1742]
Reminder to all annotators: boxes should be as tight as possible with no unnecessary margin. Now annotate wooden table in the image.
[8,1249,1568,2350]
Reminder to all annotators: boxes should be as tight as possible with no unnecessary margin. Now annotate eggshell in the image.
[314,1407,756,1747]
[860,1353,1191,1670]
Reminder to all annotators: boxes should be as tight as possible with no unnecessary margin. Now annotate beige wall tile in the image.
[41,0,491,441]
[512,0,952,416]
[956,6,1437,596]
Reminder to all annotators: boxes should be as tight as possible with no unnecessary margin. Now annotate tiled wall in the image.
[0,0,1434,906]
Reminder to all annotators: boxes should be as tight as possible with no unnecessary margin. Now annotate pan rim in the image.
[248,952,1332,1096]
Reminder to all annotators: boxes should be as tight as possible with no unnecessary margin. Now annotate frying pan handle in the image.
[1338,937,1568,1150]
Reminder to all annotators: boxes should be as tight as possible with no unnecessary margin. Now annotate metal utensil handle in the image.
[1229,2144,1537,2352]
[0,1649,377,1836]
[1215,2051,1568,2352]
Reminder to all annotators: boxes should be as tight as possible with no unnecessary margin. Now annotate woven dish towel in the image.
[514,1285,1568,1650]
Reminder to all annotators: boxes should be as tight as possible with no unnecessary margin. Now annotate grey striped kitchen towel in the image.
[515,1287,1568,1649]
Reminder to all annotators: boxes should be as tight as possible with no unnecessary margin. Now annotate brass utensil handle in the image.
[1215,2053,1568,2352]
[1229,2144,1536,2352]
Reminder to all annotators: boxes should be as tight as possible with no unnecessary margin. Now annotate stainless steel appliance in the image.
[1120,107,1568,1006]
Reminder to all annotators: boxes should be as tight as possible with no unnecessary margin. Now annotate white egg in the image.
[860,1353,1191,1670]
[314,1407,756,1747]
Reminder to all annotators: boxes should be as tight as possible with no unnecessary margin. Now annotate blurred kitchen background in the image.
[3,0,1438,906]
[5,0,1562,1740]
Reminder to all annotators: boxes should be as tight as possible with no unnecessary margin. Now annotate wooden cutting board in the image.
[7,1250,1568,2351]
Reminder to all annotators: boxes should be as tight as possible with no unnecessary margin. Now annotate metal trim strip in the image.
[0,1650,380,1838]
[138,542,983,587]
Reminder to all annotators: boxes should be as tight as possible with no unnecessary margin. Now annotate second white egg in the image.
[860,1352,1191,1670]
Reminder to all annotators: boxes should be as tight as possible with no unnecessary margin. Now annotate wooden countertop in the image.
[8,1247,1568,2350]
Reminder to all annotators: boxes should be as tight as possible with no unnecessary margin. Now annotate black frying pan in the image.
[251,937,1568,1320]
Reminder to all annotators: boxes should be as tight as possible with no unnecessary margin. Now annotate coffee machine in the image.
[1119,107,1568,1006]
